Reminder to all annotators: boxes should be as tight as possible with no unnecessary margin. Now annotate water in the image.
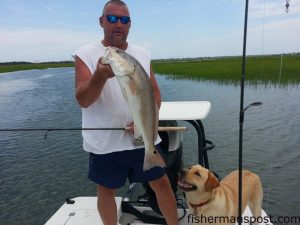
[0,68,299,225]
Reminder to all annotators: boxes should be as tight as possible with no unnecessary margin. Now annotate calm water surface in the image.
[0,68,299,225]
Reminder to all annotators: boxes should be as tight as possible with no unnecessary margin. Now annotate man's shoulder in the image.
[78,41,102,52]
[74,41,105,61]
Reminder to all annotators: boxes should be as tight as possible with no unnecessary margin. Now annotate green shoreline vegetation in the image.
[1,54,299,85]
[152,54,300,85]
[0,61,74,73]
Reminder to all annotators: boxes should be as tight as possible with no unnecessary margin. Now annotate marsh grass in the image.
[152,55,300,85]
[0,62,74,73]
[1,55,299,86]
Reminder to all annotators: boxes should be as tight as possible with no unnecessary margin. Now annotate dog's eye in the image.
[195,172,201,177]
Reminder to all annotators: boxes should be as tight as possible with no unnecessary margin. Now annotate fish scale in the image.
[102,46,165,171]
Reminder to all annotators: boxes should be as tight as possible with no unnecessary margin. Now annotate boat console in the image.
[159,101,214,168]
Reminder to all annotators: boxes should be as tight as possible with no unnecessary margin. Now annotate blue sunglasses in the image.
[106,15,131,24]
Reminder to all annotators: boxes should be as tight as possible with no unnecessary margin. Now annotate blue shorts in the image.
[88,147,166,189]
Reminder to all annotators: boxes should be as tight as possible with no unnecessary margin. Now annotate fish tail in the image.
[143,146,166,171]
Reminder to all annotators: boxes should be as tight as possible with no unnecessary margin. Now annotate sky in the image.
[0,0,299,62]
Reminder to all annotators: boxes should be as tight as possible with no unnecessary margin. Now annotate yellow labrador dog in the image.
[178,165,263,225]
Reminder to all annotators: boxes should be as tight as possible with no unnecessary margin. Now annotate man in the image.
[74,1,179,225]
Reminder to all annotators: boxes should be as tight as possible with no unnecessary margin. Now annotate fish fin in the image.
[121,87,128,102]
[133,124,142,139]
[143,146,165,171]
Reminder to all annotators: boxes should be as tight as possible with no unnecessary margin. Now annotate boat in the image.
[44,101,273,225]
[45,1,283,223]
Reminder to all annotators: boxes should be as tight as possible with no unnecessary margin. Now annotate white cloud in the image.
[247,18,300,54]
[45,6,52,11]
[143,16,300,59]
[0,27,99,62]
[79,12,91,17]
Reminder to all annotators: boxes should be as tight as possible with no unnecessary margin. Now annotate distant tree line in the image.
[0,61,74,65]
[152,52,300,63]
[1,52,299,65]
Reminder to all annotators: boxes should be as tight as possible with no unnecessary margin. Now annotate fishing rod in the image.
[238,1,290,223]
[0,126,188,139]
[238,0,262,224]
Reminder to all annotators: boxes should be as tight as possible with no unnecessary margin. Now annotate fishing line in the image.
[0,128,129,139]
[256,0,272,212]
[278,12,289,84]
[260,0,266,81]
[0,127,187,139]
[265,1,290,212]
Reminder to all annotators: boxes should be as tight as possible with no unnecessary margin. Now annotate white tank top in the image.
[75,42,161,154]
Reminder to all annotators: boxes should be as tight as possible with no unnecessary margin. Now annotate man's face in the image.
[100,3,131,48]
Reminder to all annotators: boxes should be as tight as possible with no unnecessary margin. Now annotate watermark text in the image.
[187,213,300,224]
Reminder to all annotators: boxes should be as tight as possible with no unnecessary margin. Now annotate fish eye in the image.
[115,49,123,54]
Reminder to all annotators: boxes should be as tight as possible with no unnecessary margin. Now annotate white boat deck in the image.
[45,197,122,225]
[45,101,272,225]
[45,197,272,225]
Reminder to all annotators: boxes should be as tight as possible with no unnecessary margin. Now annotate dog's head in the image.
[178,165,220,193]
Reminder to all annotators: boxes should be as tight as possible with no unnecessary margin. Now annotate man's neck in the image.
[101,40,128,50]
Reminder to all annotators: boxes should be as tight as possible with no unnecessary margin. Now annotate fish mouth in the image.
[102,47,114,64]
[177,178,197,192]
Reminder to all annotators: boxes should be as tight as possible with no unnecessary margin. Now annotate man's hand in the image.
[126,122,135,134]
[96,57,114,79]
[75,56,114,108]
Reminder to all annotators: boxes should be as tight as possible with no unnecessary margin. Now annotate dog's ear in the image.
[204,171,220,191]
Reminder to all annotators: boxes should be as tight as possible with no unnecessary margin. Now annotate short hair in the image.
[102,0,128,15]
